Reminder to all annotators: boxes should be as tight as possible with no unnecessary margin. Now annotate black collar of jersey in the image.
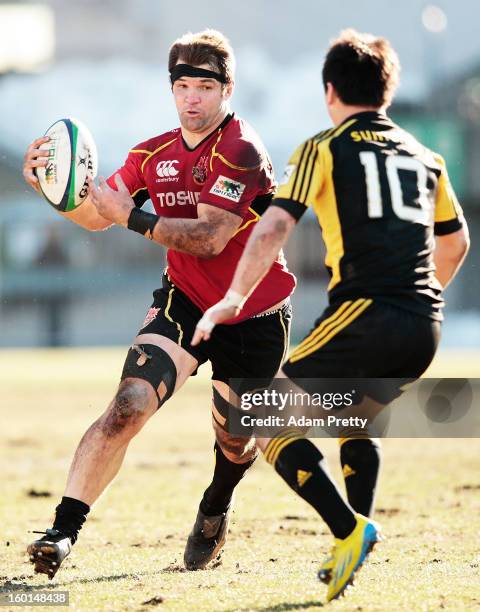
[181,112,234,152]
[340,110,388,124]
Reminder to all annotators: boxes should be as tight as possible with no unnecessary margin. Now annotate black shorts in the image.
[137,274,291,386]
[282,298,441,402]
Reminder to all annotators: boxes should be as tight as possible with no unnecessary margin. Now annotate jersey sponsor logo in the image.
[209,175,246,202]
[156,160,180,179]
[157,191,201,207]
[142,307,161,327]
[279,164,296,185]
[351,130,387,143]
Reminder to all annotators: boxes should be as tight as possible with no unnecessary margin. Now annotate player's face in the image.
[173,63,233,135]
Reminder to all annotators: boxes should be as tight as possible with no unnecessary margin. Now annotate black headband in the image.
[170,63,227,85]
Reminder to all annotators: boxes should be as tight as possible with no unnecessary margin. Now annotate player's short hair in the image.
[168,29,235,85]
[322,29,400,107]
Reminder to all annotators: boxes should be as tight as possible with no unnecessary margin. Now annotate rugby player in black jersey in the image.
[193,29,469,601]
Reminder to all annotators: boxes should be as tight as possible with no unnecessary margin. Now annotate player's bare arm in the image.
[23,137,112,231]
[192,206,296,344]
[434,224,470,288]
[152,203,241,258]
[227,206,296,296]
[88,173,243,258]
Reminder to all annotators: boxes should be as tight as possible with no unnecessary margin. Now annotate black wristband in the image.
[127,207,159,239]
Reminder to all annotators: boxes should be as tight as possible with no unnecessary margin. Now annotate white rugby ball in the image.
[36,118,98,211]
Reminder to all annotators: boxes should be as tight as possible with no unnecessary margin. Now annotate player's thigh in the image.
[284,299,439,377]
[129,333,199,396]
[210,302,292,392]
[209,303,292,432]
[139,274,209,365]
[122,278,209,404]
[283,299,440,402]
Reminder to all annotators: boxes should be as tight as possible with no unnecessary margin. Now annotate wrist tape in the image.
[127,208,158,239]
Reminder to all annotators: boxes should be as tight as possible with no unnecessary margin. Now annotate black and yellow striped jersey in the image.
[273,111,465,320]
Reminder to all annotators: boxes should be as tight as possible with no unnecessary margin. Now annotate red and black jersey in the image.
[107,114,295,321]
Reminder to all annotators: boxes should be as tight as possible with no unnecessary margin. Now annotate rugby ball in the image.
[36,118,98,211]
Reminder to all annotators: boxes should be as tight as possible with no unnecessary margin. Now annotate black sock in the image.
[52,496,90,544]
[200,443,256,516]
[340,438,381,517]
[265,434,356,539]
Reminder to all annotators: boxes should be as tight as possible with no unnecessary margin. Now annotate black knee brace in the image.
[121,344,177,407]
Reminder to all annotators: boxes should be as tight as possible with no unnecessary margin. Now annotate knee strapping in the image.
[213,387,248,437]
[121,344,177,407]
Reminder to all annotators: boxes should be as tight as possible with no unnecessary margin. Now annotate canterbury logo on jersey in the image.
[156,160,180,178]
[156,191,201,207]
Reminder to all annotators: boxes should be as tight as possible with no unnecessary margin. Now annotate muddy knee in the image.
[101,379,156,437]
[213,421,257,463]
[121,344,177,406]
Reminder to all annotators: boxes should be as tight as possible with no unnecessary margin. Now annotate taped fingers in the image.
[192,291,246,345]
[121,344,177,408]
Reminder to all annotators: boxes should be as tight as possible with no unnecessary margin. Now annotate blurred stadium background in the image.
[0,0,478,348]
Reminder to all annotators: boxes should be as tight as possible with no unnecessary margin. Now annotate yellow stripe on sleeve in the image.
[434,154,463,223]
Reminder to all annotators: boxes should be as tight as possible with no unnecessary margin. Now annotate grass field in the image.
[1,348,480,611]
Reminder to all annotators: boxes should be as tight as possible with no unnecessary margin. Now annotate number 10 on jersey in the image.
[359,151,432,225]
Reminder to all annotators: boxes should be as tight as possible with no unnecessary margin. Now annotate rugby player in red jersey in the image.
[22,30,294,579]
